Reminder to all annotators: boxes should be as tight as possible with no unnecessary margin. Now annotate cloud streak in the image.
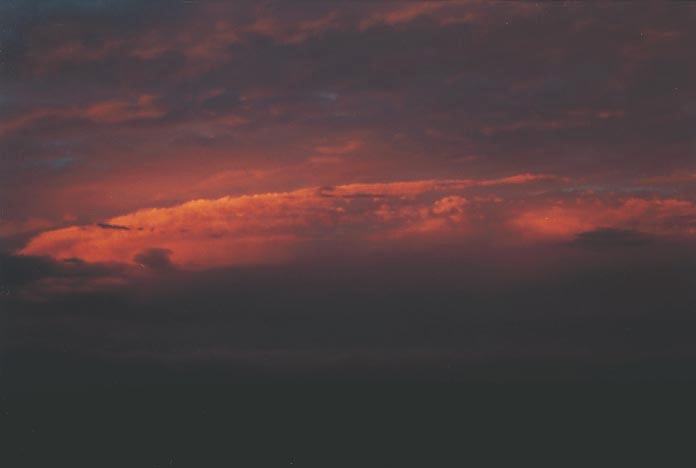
[19,174,696,270]
[18,174,550,267]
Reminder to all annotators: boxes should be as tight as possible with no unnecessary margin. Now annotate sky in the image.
[1,1,696,384]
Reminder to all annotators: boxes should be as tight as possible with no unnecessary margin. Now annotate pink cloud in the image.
[19,174,553,268]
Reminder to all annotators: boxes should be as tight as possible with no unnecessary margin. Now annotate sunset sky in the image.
[2,1,696,384]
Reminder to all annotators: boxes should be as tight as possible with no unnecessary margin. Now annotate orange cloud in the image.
[130,17,240,64]
[512,197,696,240]
[0,108,74,137]
[359,3,446,30]
[0,218,55,238]
[126,8,338,69]
[0,95,166,136]
[20,174,552,268]
[21,172,696,270]
[474,107,627,137]
[83,95,166,124]
[247,11,339,44]
[321,173,556,198]
[31,38,124,73]
[639,172,696,185]
[315,140,363,155]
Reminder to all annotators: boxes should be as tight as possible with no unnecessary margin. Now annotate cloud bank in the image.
[20,175,696,269]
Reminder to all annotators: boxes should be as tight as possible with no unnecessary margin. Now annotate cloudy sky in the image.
[1,1,696,383]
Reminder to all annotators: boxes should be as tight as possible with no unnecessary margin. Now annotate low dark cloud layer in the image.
[133,248,174,271]
[569,228,654,249]
[3,238,696,383]
[0,252,125,289]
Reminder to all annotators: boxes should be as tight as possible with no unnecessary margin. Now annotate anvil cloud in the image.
[20,175,696,269]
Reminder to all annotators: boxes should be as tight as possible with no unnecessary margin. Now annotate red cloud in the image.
[19,173,696,270]
[315,140,363,155]
[512,197,696,240]
[83,95,166,124]
[0,95,166,136]
[19,174,552,268]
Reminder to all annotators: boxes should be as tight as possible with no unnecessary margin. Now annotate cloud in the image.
[25,156,78,171]
[133,248,174,271]
[0,218,55,238]
[0,252,131,300]
[512,197,696,240]
[0,95,167,137]
[315,139,363,155]
[83,94,166,124]
[19,174,554,268]
[308,155,343,165]
[319,173,557,199]
[97,223,131,231]
[639,172,696,185]
[358,3,447,30]
[568,228,654,249]
[0,253,60,288]
[19,173,696,271]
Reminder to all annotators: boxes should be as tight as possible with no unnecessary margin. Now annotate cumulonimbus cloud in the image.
[19,174,696,269]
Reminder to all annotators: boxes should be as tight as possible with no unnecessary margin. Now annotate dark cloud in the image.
[3,245,696,385]
[133,248,174,271]
[0,253,60,288]
[569,228,655,249]
[97,222,130,231]
[0,254,127,293]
